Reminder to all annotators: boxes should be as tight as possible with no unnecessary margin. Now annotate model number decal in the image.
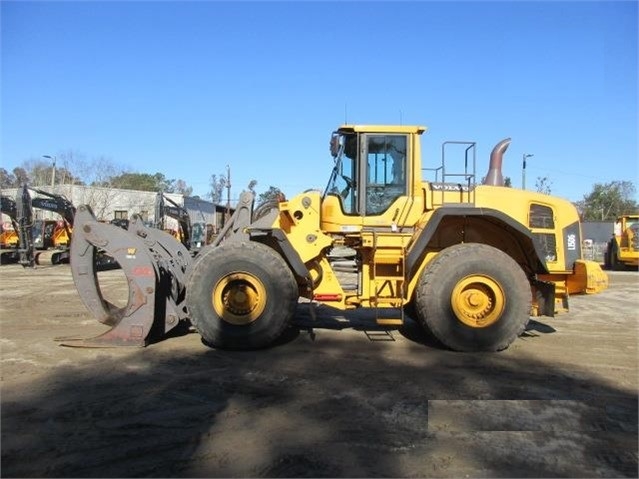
[566,233,577,251]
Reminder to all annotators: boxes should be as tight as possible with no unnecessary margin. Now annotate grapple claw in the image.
[64,205,192,347]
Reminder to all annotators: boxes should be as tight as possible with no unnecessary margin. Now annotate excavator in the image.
[20,185,76,265]
[65,124,608,351]
[14,185,36,267]
[1,195,21,263]
[154,192,193,252]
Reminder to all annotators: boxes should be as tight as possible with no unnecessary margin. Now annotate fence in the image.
[582,241,607,263]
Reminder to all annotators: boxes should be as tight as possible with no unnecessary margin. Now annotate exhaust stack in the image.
[483,138,511,186]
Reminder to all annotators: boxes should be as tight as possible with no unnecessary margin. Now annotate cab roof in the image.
[337,124,427,135]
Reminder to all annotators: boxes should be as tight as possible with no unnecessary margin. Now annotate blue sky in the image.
[2,1,637,203]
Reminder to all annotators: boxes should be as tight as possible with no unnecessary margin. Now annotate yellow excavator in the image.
[66,124,608,351]
[19,185,76,265]
[1,195,21,263]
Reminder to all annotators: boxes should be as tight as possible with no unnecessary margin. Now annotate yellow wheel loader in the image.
[605,214,639,270]
[66,124,608,351]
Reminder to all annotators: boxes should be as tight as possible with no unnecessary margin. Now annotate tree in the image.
[107,172,158,191]
[208,173,227,204]
[13,167,29,186]
[257,186,285,207]
[21,159,53,186]
[106,172,190,193]
[247,179,257,193]
[0,168,17,188]
[44,151,84,186]
[73,153,126,187]
[171,179,193,197]
[535,176,552,195]
[578,180,638,221]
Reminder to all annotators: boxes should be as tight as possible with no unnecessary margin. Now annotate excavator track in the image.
[61,205,192,347]
[35,249,70,265]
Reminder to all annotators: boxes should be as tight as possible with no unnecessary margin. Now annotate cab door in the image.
[360,134,411,228]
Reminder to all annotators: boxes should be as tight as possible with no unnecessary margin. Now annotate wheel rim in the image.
[451,274,505,328]
[212,272,267,325]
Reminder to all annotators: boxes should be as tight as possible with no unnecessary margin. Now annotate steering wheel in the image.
[340,175,355,198]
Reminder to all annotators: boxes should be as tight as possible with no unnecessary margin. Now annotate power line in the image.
[526,166,613,181]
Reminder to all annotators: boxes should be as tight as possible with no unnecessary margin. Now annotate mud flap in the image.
[61,205,192,347]
[532,280,556,317]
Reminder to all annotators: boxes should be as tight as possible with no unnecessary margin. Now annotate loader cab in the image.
[322,125,425,233]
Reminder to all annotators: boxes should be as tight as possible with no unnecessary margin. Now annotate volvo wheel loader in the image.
[66,124,608,351]
[605,213,639,270]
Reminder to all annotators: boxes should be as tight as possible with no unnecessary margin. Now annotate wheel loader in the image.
[65,124,608,351]
[604,213,639,270]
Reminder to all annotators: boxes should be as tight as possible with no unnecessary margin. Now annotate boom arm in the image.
[28,187,76,226]
[15,185,35,267]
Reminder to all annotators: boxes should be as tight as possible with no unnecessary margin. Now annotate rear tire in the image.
[185,242,298,349]
[415,243,530,352]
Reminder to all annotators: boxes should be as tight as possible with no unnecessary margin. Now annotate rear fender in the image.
[406,207,548,282]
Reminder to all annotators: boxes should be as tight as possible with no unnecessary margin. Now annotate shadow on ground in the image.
[1,317,637,478]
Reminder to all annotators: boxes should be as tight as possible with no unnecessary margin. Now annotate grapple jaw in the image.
[62,205,192,347]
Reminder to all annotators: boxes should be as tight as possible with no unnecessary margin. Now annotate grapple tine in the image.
[62,205,192,347]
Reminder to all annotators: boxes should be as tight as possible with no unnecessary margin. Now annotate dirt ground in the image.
[1,264,637,478]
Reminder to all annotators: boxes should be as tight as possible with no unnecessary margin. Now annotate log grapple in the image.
[63,205,192,347]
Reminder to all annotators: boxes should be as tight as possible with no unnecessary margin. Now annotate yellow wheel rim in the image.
[212,272,267,325]
[451,274,505,328]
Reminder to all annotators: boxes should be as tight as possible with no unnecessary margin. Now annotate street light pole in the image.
[43,155,56,187]
[522,153,534,189]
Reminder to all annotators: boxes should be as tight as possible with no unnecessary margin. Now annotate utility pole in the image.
[225,164,231,221]
[43,155,56,187]
[522,153,533,189]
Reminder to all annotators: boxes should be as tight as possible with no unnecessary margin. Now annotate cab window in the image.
[365,135,407,215]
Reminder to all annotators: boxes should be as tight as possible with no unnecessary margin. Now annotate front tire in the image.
[608,242,620,271]
[604,241,614,270]
[415,243,531,352]
[185,242,298,349]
